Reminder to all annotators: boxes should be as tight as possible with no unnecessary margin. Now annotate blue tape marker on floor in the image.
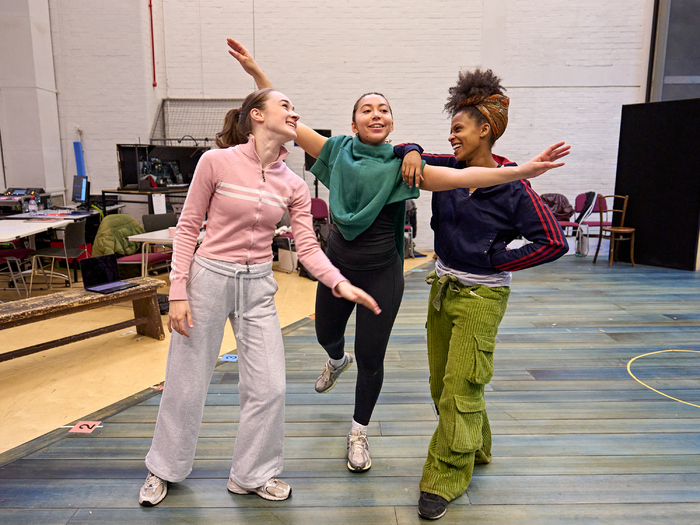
[219,354,238,362]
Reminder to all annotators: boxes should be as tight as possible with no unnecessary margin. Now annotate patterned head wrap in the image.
[460,94,510,140]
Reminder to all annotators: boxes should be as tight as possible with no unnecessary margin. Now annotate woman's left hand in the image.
[516,141,571,180]
[401,150,424,188]
[333,281,382,315]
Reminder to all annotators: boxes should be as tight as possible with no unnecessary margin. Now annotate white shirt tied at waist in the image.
[435,257,512,288]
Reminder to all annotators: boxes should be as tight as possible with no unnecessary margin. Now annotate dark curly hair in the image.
[444,69,506,145]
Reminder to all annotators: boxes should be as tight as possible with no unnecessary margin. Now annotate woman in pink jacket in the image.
[138,87,380,506]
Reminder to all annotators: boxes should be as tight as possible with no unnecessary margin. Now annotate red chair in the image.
[554,192,596,256]
[557,192,595,236]
[0,242,35,297]
[117,214,177,276]
[116,251,173,276]
[310,198,329,221]
[583,194,612,238]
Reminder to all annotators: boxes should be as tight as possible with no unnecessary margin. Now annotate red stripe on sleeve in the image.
[494,181,566,271]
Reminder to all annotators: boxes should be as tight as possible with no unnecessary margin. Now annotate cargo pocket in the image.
[452,395,485,454]
[467,334,496,385]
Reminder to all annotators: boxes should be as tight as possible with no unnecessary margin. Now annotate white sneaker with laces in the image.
[139,471,168,506]
[315,352,353,393]
[347,429,372,472]
[227,476,292,501]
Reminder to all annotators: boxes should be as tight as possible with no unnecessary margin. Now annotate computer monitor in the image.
[71,176,90,208]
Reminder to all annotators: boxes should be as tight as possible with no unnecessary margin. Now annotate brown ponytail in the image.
[215,87,274,148]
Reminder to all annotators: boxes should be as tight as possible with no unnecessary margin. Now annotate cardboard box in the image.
[278,248,298,272]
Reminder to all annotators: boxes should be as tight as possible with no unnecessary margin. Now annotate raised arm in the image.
[296,123,328,159]
[227,38,272,89]
[419,142,570,191]
[227,38,328,158]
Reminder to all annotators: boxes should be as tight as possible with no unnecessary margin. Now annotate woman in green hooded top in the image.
[227,38,568,473]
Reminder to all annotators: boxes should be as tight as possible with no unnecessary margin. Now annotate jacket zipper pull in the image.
[262,169,265,182]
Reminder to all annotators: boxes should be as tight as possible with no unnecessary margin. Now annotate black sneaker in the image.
[418,491,448,520]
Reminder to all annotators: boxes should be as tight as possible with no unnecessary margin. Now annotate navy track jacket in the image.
[394,144,569,274]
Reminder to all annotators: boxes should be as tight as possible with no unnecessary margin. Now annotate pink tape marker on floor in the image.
[69,421,101,433]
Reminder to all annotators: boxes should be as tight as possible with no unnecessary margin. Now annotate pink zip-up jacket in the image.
[169,136,345,300]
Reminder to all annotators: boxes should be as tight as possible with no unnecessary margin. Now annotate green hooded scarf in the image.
[310,134,420,257]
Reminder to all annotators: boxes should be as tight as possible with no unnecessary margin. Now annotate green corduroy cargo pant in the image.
[420,271,510,501]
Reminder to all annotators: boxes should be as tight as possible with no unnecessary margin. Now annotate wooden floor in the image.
[2,255,700,523]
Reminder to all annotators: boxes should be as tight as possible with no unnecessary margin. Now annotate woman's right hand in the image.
[401,150,424,188]
[516,142,570,180]
[168,300,194,337]
[227,38,273,89]
[333,281,382,315]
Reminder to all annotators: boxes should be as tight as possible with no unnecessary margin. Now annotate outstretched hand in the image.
[517,142,570,180]
[333,281,382,315]
[227,38,257,75]
[227,38,272,89]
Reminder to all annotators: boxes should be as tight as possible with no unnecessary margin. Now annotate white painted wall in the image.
[3,0,656,249]
[157,0,656,250]
[0,0,63,193]
[48,0,168,203]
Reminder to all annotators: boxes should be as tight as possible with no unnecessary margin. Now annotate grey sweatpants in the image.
[145,256,285,489]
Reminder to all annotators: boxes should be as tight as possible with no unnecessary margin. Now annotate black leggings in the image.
[315,256,404,426]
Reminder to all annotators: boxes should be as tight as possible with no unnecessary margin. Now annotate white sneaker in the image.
[139,471,167,506]
[315,353,353,393]
[227,476,292,501]
[347,429,372,472]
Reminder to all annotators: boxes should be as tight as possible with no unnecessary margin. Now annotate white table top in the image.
[0,219,71,242]
[7,212,91,221]
[7,205,124,221]
[128,228,205,244]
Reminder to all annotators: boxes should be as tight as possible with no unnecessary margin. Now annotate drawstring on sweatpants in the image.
[232,266,249,338]
[192,254,269,339]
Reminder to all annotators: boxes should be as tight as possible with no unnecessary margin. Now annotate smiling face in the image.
[351,94,394,145]
[252,90,300,141]
[449,110,492,164]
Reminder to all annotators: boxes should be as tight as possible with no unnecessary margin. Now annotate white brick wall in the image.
[0,0,63,192]
[38,0,654,247]
[49,0,167,199]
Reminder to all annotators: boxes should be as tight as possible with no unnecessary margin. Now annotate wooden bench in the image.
[0,277,166,363]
